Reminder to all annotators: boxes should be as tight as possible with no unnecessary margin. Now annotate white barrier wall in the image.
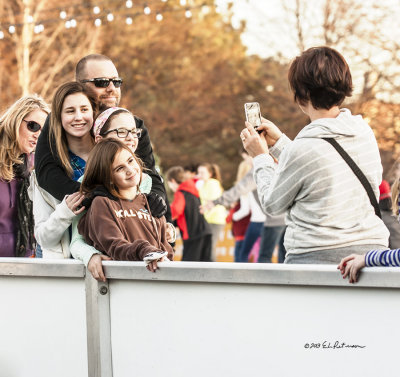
[0,259,87,377]
[1,259,400,377]
[106,262,400,377]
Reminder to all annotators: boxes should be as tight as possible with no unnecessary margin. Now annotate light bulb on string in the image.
[144,6,151,15]
[94,18,102,27]
[93,6,101,14]
[65,20,71,29]
[60,11,67,19]
[161,0,168,2]
[126,17,133,25]
[9,25,16,34]
[70,19,77,28]
[0,31,4,39]
[180,0,187,5]
[156,13,163,21]
[27,15,34,23]
[107,13,114,22]
[126,0,133,8]
[185,10,192,18]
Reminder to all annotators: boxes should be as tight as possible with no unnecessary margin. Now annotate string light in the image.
[0,2,207,41]
[34,24,44,34]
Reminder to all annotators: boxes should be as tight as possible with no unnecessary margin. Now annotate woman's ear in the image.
[95,135,103,143]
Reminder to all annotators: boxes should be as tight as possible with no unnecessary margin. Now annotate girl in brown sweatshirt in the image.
[78,139,173,272]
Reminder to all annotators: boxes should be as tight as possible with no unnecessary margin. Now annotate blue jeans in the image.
[35,244,43,258]
[237,222,264,263]
[258,226,286,263]
[233,240,244,262]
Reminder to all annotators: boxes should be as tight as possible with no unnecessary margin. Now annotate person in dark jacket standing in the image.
[166,166,211,262]
[34,54,168,219]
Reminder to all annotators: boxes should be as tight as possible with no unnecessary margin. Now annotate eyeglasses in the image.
[22,119,42,133]
[102,128,142,139]
[81,77,123,88]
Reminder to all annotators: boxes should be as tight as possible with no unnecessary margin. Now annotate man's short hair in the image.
[165,166,185,184]
[288,46,353,110]
[75,54,113,81]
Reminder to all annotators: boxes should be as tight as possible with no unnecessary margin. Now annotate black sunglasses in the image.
[22,119,42,132]
[81,77,123,88]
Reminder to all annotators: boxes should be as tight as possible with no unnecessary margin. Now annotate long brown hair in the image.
[80,138,143,199]
[49,81,97,177]
[0,94,50,181]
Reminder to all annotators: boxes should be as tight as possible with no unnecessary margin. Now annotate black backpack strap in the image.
[322,137,381,219]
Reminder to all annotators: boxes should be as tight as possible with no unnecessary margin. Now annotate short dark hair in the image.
[75,54,113,81]
[288,46,353,110]
[165,166,185,184]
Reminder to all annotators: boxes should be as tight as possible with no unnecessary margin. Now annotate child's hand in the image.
[144,251,169,273]
[337,254,366,283]
[87,254,112,282]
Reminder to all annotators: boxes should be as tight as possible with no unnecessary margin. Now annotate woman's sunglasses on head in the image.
[81,77,123,88]
[23,119,42,133]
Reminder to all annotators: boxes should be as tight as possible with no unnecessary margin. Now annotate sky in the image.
[214,0,400,102]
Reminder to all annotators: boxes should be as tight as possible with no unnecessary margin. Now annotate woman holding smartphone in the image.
[240,46,388,264]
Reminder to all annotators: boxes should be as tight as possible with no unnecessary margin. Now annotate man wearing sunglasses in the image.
[34,54,168,222]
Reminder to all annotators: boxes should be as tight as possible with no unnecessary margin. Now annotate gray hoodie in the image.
[253,108,389,255]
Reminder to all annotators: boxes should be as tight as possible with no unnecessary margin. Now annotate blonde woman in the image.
[0,95,49,257]
[197,163,226,262]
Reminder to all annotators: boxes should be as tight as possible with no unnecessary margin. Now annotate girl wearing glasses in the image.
[0,95,49,258]
[78,138,173,272]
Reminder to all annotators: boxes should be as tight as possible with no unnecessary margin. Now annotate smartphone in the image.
[244,102,262,130]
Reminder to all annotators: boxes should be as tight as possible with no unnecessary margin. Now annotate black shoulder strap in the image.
[322,137,381,219]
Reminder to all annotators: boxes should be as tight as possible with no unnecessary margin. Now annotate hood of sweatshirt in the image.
[178,179,200,198]
[295,108,369,140]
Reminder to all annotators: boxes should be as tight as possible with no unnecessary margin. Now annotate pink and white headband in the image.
[93,107,129,137]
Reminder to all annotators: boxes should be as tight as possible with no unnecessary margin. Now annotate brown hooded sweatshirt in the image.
[78,193,173,261]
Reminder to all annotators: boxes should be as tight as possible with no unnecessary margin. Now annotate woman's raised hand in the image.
[258,117,283,147]
[240,122,269,158]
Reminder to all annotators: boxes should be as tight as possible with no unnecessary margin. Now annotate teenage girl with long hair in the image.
[78,139,173,272]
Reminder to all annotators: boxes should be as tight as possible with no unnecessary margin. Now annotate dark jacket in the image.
[170,179,211,240]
